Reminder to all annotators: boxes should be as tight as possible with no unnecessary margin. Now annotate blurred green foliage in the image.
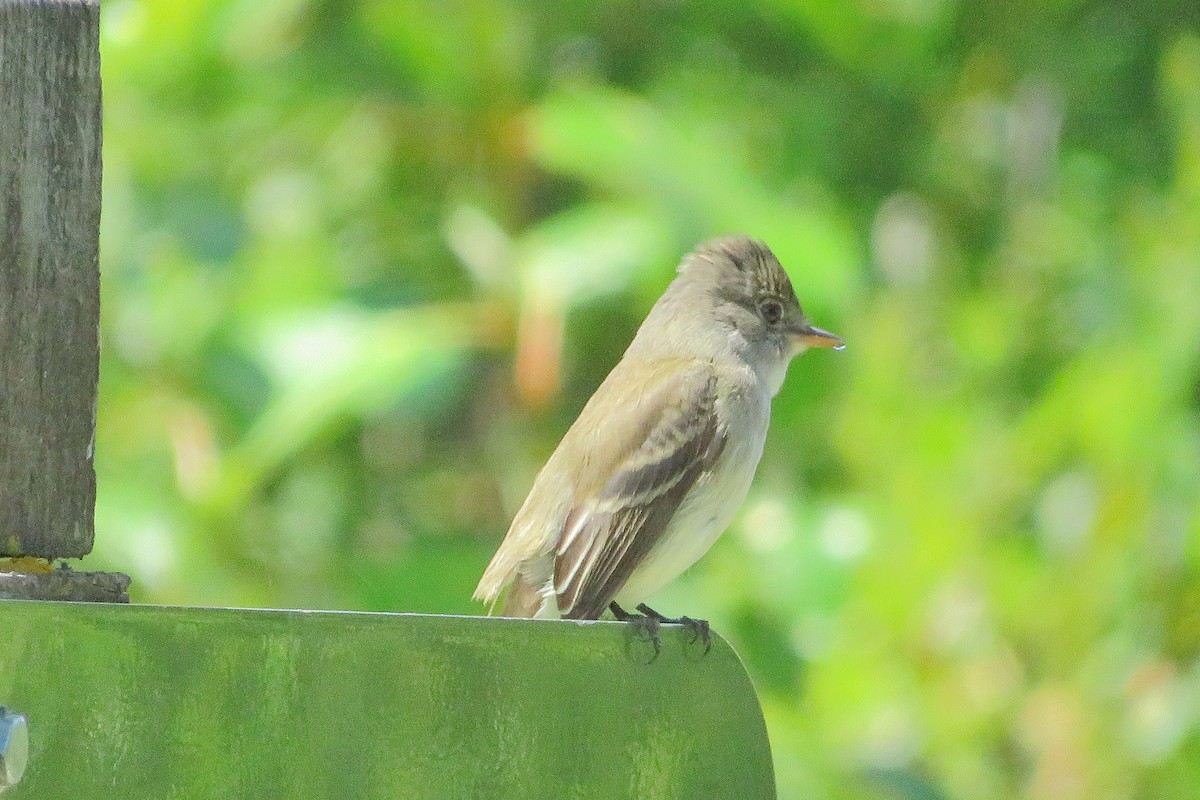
[93,1,1200,798]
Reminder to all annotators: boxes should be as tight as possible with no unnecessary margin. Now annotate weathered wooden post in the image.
[0,0,126,601]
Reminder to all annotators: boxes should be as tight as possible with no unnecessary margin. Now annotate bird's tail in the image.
[499,576,545,618]
[475,543,558,618]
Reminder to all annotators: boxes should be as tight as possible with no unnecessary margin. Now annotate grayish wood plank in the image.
[0,0,102,558]
[0,567,130,602]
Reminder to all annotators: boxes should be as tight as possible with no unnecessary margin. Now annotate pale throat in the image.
[760,353,793,397]
[725,329,796,397]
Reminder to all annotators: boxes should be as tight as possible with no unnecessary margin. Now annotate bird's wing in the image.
[554,365,727,619]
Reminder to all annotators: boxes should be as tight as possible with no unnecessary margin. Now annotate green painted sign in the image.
[0,601,774,798]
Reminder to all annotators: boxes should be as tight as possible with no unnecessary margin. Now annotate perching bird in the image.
[474,235,842,645]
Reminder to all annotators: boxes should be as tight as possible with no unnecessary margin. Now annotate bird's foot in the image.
[609,601,662,661]
[636,603,712,655]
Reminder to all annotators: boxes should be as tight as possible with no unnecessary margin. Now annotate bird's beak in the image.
[790,322,845,350]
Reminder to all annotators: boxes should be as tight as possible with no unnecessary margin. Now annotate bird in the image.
[474,235,842,649]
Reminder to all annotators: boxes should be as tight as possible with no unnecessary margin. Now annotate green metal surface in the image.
[0,601,775,798]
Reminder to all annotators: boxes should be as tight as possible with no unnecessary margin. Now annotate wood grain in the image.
[0,0,102,558]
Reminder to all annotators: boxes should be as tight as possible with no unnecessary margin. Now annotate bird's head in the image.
[685,235,843,364]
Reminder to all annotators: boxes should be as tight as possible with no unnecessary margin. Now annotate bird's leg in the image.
[608,601,636,620]
[635,603,712,655]
[609,601,662,661]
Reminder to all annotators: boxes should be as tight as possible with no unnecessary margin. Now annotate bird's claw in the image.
[676,616,712,654]
[610,602,662,661]
[635,603,712,656]
[609,602,712,659]
[630,615,662,661]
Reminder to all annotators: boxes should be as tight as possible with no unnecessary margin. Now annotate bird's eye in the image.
[759,300,783,324]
